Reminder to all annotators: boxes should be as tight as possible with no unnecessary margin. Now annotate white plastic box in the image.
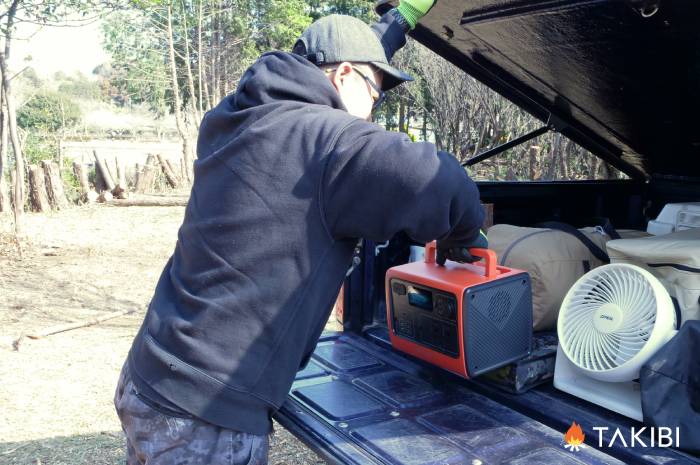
[647,202,700,235]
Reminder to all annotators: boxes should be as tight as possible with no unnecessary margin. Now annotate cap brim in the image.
[370,61,413,91]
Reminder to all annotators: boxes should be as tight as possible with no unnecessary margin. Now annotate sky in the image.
[12,17,108,79]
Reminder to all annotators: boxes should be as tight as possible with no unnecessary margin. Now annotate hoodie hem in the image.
[129,331,275,435]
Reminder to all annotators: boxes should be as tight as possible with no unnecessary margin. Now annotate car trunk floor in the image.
[275,332,700,465]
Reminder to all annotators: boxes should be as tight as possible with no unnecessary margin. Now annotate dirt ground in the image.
[0,202,334,464]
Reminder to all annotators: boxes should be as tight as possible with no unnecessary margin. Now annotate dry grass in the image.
[0,204,329,464]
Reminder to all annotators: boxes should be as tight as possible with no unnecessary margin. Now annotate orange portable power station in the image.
[386,242,532,378]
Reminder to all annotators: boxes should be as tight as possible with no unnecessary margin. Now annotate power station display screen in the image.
[389,279,459,357]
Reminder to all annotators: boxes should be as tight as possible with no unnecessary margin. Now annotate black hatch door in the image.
[274,332,700,465]
[376,0,700,181]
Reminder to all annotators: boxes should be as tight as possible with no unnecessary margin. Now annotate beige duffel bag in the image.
[607,228,700,326]
[488,223,614,331]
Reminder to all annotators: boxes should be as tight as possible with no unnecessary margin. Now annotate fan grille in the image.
[560,266,657,372]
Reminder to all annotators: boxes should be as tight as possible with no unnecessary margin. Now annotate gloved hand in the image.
[436,230,488,266]
[396,0,437,29]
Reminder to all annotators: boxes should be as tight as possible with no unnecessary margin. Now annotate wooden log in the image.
[28,165,51,212]
[106,158,117,186]
[72,162,89,195]
[86,190,99,204]
[115,157,126,186]
[180,156,186,181]
[135,155,157,193]
[94,163,107,192]
[108,197,188,207]
[133,163,141,189]
[97,190,113,203]
[112,158,128,199]
[165,159,180,183]
[41,160,68,209]
[93,150,115,192]
[157,154,180,188]
[26,309,135,339]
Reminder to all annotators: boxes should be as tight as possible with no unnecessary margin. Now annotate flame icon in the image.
[563,422,586,452]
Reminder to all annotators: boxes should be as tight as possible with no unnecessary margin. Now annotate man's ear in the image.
[330,62,354,90]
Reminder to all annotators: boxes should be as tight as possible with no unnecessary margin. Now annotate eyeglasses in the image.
[351,66,385,111]
[325,66,386,112]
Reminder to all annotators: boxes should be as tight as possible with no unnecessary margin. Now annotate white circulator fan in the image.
[554,263,677,421]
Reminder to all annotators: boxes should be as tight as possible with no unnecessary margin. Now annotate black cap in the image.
[293,14,413,91]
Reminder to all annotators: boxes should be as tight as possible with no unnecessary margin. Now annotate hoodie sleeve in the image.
[371,9,410,63]
[321,120,484,243]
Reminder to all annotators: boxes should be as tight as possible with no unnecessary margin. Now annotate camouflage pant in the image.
[114,363,269,465]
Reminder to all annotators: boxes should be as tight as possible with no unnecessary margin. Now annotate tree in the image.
[0,0,123,233]
[101,0,311,182]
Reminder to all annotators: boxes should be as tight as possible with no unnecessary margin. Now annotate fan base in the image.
[554,345,643,422]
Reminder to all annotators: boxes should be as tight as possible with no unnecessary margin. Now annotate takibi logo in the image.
[562,420,680,452]
[563,422,586,452]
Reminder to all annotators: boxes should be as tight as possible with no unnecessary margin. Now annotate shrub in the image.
[17,92,81,132]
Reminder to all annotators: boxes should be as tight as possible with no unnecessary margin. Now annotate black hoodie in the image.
[127,34,484,436]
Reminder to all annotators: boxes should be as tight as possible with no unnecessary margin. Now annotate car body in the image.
[274,1,700,464]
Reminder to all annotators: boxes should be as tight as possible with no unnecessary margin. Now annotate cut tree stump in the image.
[72,162,89,197]
[93,150,116,192]
[157,154,180,188]
[41,160,68,209]
[135,155,157,193]
[28,165,51,212]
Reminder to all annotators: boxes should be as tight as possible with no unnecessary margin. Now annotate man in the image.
[115,1,487,463]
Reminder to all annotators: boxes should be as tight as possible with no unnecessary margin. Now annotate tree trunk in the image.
[545,133,560,180]
[57,139,63,179]
[590,155,599,180]
[28,165,50,212]
[180,0,201,126]
[0,52,25,233]
[1,0,22,233]
[41,160,67,209]
[0,87,8,213]
[93,151,115,192]
[599,161,612,180]
[398,89,406,133]
[529,145,542,180]
[472,122,488,159]
[197,0,204,115]
[167,4,193,183]
[157,154,180,188]
[559,138,570,179]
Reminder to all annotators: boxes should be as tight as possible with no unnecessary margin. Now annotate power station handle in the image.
[424,241,498,278]
[468,248,498,278]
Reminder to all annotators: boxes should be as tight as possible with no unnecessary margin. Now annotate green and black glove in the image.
[396,0,437,29]
[436,230,488,266]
